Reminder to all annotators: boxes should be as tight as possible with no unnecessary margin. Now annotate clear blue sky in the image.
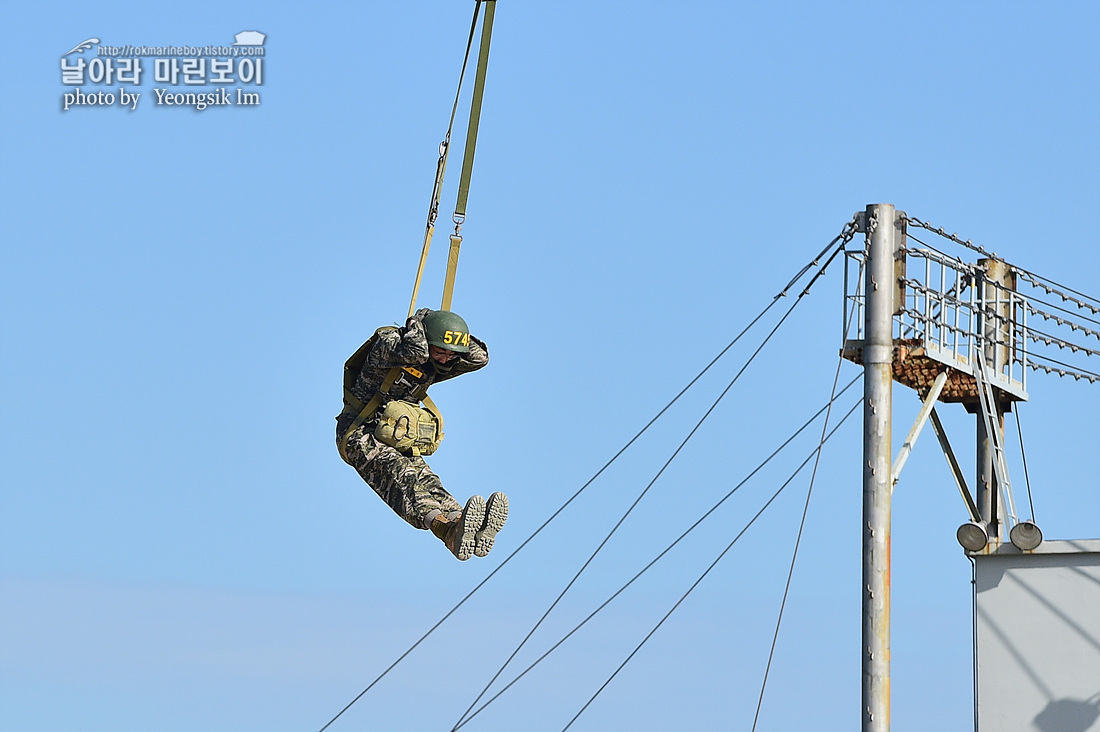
[2,2,1098,731]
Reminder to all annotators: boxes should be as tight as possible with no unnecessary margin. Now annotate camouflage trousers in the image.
[339,426,462,529]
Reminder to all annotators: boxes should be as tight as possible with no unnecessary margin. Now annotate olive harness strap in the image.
[338,367,396,461]
[409,1,486,319]
[338,366,445,462]
[443,0,495,312]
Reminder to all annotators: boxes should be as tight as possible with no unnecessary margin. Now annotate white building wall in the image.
[975,540,1100,732]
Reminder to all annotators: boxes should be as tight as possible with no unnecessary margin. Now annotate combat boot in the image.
[432,495,485,561]
[474,492,508,558]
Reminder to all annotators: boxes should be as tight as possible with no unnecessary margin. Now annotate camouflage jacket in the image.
[336,310,489,437]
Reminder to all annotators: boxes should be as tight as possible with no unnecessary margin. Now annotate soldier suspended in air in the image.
[336,308,507,560]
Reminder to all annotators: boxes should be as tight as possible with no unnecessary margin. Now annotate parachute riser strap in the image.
[442,1,494,311]
[409,148,451,318]
[441,233,462,311]
[454,0,495,222]
[407,1,484,319]
[442,0,499,310]
[408,223,436,320]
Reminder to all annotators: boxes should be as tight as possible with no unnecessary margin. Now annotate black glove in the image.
[402,308,432,341]
[408,307,432,327]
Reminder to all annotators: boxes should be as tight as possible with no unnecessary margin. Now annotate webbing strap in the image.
[442,1,495,310]
[338,367,401,460]
[339,372,447,461]
[441,234,462,311]
[453,0,495,221]
[422,394,445,436]
[407,204,438,320]
[407,2,484,319]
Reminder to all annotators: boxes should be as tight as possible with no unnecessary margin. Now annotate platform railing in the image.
[844,248,1029,399]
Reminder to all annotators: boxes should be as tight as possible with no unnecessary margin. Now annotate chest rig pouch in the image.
[373,399,442,456]
[338,331,447,462]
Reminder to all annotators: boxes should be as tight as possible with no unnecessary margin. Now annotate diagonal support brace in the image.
[891,370,948,491]
[929,408,981,522]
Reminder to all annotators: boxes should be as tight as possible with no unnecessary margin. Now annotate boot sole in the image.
[454,495,486,561]
[474,492,508,558]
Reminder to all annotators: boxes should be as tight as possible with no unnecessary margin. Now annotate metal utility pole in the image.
[843,205,1049,732]
[974,258,1013,541]
[862,203,898,732]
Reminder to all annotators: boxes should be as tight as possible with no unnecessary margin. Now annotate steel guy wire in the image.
[751,261,863,732]
[904,216,997,260]
[450,376,862,731]
[1020,345,1100,376]
[1021,285,1100,330]
[446,225,854,732]
[900,233,1100,364]
[324,280,778,732]
[1025,327,1100,359]
[318,230,850,732]
[1026,304,1100,341]
[559,399,864,732]
[1016,267,1100,315]
[1013,406,1037,523]
[904,233,976,274]
[1020,354,1100,383]
[778,216,859,298]
[908,216,1100,318]
[451,286,810,732]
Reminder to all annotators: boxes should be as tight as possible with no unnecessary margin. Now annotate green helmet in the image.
[422,309,471,353]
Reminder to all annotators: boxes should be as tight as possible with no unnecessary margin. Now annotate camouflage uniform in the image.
[336,309,489,530]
